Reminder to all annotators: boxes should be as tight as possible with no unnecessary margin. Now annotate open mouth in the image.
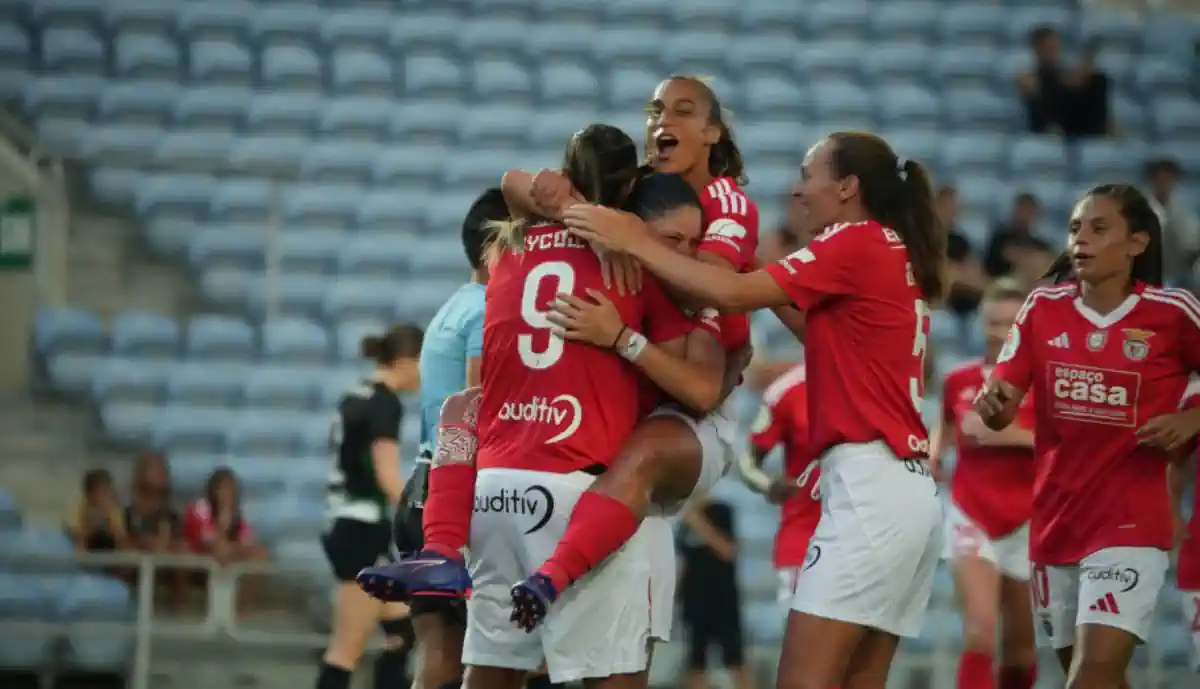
[654,133,679,159]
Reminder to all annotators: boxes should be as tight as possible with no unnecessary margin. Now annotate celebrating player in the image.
[317,325,422,689]
[567,131,946,689]
[1175,377,1200,675]
[975,184,1200,689]
[741,363,821,604]
[932,279,1037,689]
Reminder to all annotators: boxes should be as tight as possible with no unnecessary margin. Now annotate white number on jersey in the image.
[518,260,577,369]
[910,299,931,412]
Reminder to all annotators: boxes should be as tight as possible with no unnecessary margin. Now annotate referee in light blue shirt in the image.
[393,187,506,689]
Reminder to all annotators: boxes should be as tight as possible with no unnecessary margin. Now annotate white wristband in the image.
[618,330,649,362]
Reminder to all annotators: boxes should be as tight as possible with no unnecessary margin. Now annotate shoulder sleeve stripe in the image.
[762,364,806,406]
[1014,284,1075,325]
[1144,287,1200,333]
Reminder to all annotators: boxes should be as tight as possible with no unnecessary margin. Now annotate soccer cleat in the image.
[509,573,559,633]
[357,550,472,603]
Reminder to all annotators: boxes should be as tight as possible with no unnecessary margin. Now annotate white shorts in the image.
[777,568,801,605]
[1031,546,1169,649]
[649,405,736,513]
[643,515,677,642]
[1181,590,1200,672]
[463,468,653,683]
[943,500,1031,581]
[789,441,943,638]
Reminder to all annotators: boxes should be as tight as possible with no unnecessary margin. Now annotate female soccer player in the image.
[317,324,422,689]
[932,279,1038,689]
[566,131,946,689]
[1175,378,1200,675]
[975,184,1200,689]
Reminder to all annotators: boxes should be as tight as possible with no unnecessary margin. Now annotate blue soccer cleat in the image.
[509,573,559,633]
[357,550,472,603]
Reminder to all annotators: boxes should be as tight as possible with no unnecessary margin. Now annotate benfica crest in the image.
[1120,328,1154,361]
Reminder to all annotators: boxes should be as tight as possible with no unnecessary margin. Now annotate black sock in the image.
[317,661,352,689]
[374,647,411,689]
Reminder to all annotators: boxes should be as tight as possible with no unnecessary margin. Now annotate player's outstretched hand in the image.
[1136,412,1200,452]
[530,169,579,219]
[973,379,1016,423]
[600,251,643,296]
[562,204,647,253]
[546,289,625,349]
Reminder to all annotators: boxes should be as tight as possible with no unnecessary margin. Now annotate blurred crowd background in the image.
[0,1,1198,688]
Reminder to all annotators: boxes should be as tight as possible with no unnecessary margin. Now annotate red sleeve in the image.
[762,223,860,310]
[991,292,1038,392]
[749,397,785,451]
[642,276,696,343]
[698,191,759,269]
[182,502,205,551]
[1014,394,1037,429]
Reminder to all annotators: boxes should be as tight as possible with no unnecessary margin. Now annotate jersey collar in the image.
[1071,280,1143,329]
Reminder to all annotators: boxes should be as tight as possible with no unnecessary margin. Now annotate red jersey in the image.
[991,282,1200,565]
[477,223,695,473]
[942,359,1035,539]
[183,499,253,553]
[698,176,758,352]
[763,220,932,461]
[1175,377,1200,589]
[749,364,821,568]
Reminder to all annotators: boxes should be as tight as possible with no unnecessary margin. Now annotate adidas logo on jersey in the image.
[1047,333,1070,348]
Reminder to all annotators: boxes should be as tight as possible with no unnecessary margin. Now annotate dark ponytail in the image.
[361,324,424,365]
[1043,184,1164,286]
[828,132,946,302]
[564,124,641,207]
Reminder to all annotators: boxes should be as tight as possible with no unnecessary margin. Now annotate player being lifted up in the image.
[976,184,1200,689]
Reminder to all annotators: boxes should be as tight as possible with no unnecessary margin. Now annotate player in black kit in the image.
[317,324,422,689]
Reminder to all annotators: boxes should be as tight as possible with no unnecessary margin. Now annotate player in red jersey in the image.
[932,279,1038,689]
[742,364,822,603]
[976,184,1200,689]
[1174,377,1200,674]
[567,131,946,689]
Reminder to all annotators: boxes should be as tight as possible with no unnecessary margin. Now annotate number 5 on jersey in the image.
[519,261,577,369]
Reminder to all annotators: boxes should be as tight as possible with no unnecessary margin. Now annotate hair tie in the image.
[896,158,909,181]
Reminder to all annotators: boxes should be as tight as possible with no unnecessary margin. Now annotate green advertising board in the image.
[0,196,34,271]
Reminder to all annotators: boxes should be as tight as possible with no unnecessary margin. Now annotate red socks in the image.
[957,651,994,689]
[998,665,1037,689]
[537,491,640,592]
[421,463,477,560]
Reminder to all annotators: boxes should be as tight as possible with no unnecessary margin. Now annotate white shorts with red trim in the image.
[649,404,736,513]
[943,499,1031,581]
[1030,547,1169,649]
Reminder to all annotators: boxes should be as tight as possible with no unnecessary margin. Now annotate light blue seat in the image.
[113,33,178,78]
[861,42,931,86]
[172,85,252,130]
[0,571,55,619]
[331,49,393,94]
[167,452,225,495]
[80,123,163,161]
[396,279,463,324]
[809,82,873,123]
[606,67,661,110]
[662,30,736,76]
[1076,11,1143,53]
[336,232,415,277]
[23,75,105,117]
[1006,7,1074,44]
[166,364,243,407]
[0,25,31,66]
[521,21,601,62]
[459,104,533,147]
[388,99,466,144]
[335,319,387,361]
[929,308,961,347]
[739,0,800,32]
[459,18,528,58]
[1110,94,1146,140]
[227,135,309,174]
[0,627,54,670]
[47,353,108,393]
[403,54,463,99]
[806,1,869,40]
[527,108,596,149]
[931,46,1000,91]
[798,41,863,83]
[98,80,179,124]
[1075,139,1146,183]
[154,405,237,452]
[89,168,143,206]
[735,120,806,165]
[56,574,133,620]
[1152,96,1200,140]
[261,317,330,362]
[320,8,393,47]
[742,75,805,117]
[443,148,510,189]
[318,97,391,138]
[279,229,345,274]
[103,0,181,34]
[34,307,105,356]
[99,401,156,444]
[0,67,32,106]
[535,63,600,107]
[189,39,252,84]
[875,85,940,128]
[176,1,254,38]
[198,267,254,309]
[424,192,495,236]
[208,178,274,222]
[868,2,938,41]
[110,311,179,357]
[943,89,1015,132]
[1134,58,1191,97]
[724,36,800,75]
[592,26,664,68]
[243,367,318,411]
[0,527,75,568]
[1008,136,1069,181]
[246,91,321,134]
[882,129,941,170]
[261,43,322,88]
[186,314,256,360]
[247,493,326,543]
[299,141,375,183]
[188,225,265,270]
[388,10,463,56]
[91,356,168,404]
[936,4,1006,47]
[356,189,429,231]
[322,278,399,321]
[226,411,306,457]
[0,489,22,530]
[250,3,324,43]
[154,130,235,167]
[227,457,291,498]
[419,238,472,277]
[601,0,674,26]
[941,133,1007,180]
[471,58,534,103]
[957,178,1010,221]
[64,631,134,673]
[281,184,364,229]
[671,0,739,30]
[41,27,105,72]
[1141,15,1200,60]
[135,172,216,218]
[246,274,330,317]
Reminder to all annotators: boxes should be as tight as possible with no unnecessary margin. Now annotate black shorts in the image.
[322,517,393,582]
[392,501,467,628]
[686,618,745,670]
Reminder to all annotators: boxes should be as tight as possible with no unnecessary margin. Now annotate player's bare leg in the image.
[840,629,899,689]
[411,613,463,689]
[952,554,1001,689]
[997,576,1037,689]
[776,612,867,689]
[1064,624,1137,689]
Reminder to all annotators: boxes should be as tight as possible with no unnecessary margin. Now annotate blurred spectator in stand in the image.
[678,498,753,689]
[65,469,131,555]
[985,193,1053,282]
[1144,158,1200,289]
[1017,26,1112,138]
[183,467,268,610]
[125,451,187,609]
[937,186,986,318]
